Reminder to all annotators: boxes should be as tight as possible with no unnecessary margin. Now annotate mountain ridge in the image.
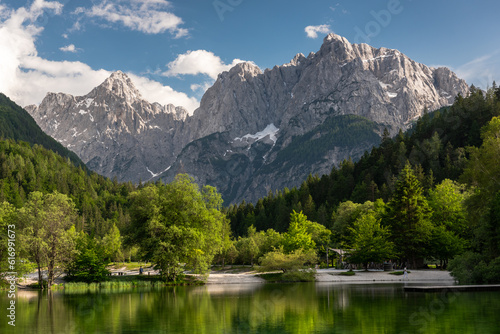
[27,33,469,203]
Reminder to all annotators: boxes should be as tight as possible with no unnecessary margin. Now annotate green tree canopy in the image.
[282,211,316,254]
[66,231,109,283]
[18,191,77,288]
[129,174,225,281]
[384,162,433,268]
[345,211,395,269]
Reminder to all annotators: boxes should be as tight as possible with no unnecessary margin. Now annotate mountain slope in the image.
[226,86,500,235]
[26,71,188,182]
[27,34,469,203]
[0,93,84,167]
[158,34,468,203]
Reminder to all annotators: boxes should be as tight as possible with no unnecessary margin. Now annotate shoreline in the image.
[206,269,455,284]
[13,268,455,288]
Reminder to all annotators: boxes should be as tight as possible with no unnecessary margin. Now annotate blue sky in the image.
[1,0,499,112]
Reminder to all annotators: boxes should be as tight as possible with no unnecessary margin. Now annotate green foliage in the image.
[428,179,470,236]
[345,211,395,269]
[461,116,500,216]
[267,114,381,170]
[66,235,109,283]
[0,201,16,279]
[18,191,78,288]
[388,271,411,275]
[449,116,500,284]
[236,233,260,265]
[448,252,490,284]
[100,223,124,263]
[282,211,316,253]
[384,163,433,267]
[0,93,84,167]
[0,138,134,237]
[304,219,331,251]
[129,174,225,281]
[258,247,317,274]
[332,201,375,246]
[227,86,500,236]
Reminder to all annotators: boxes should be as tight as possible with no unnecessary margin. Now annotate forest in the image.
[1,84,500,286]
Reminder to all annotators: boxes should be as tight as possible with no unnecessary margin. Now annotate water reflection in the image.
[1,283,499,333]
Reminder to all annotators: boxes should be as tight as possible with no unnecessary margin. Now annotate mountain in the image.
[27,34,468,203]
[0,93,84,167]
[227,86,500,235]
[26,71,188,182]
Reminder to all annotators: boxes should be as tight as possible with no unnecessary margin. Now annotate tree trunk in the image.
[47,258,54,290]
[37,262,43,287]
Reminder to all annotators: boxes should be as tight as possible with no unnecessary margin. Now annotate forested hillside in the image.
[0,93,83,167]
[226,86,500,236]
[0,139,134,235]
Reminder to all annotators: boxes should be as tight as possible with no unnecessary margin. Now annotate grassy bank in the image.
[257,270,316,283]
[25,274,203,291]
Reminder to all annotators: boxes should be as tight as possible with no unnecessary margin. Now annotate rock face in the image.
[26,71,188,182]
[27,34,469,203]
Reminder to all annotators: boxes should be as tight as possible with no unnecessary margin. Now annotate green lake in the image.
[2,282,499,333]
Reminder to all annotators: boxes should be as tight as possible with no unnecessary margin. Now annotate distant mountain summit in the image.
[27,34,468,203]
[26,71,188,182]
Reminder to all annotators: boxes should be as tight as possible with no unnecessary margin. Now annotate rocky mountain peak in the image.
[320,33,395,65]
[287,53,307,67]
[27,34,470,204]
[228,62,262,79]
[94,71,142,102]
[323,32,350,45]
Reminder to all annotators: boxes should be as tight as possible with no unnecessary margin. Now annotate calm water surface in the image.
[2,282,499,333]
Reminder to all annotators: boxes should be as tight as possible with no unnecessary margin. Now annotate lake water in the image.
[2,282,499,333]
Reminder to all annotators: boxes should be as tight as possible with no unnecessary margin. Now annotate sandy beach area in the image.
[205,269,454,284]
[17,268,455,286]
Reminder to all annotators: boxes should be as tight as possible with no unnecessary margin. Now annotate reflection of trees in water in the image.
[1,285,500,333]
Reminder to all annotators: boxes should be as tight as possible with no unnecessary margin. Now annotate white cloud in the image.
[190,81,213,93]
[128,74,199,113]
[304,24,332,39]
[163,50,247,80]
[75,0,188,37]
[59,44,78,53]
[0,1,199,113]
[455,51,500,90]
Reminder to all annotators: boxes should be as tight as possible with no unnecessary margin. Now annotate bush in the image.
[448,252,500,284]
[389,271,411,275]
[66,248,109,283]
[258,270,316,282]
[258,247,317,273]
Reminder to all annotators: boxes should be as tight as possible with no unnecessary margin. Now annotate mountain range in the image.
[25,34,469,203]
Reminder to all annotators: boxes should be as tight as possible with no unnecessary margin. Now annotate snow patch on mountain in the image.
[234,123,279,143]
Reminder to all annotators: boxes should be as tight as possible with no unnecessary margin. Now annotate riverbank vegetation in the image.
[1,85,500,286]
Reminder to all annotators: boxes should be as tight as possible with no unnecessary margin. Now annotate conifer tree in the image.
[384,162,433,268]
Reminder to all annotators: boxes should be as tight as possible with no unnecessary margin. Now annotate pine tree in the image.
[384,162,433,268]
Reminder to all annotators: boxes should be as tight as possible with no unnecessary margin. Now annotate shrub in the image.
[448,252,500,284]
